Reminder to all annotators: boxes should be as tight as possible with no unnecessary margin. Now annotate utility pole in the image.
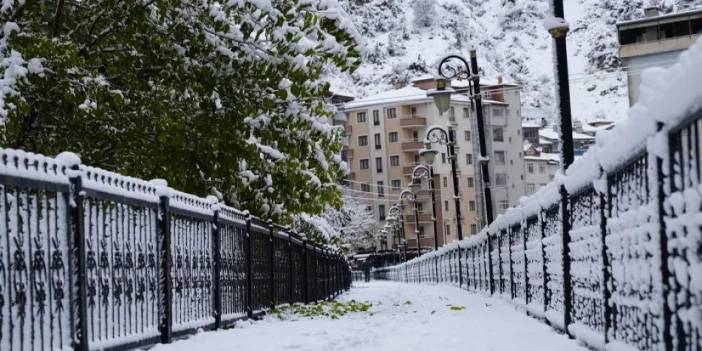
[547,0,575,337]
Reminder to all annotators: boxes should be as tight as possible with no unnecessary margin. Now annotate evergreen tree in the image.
[0,0,360,222]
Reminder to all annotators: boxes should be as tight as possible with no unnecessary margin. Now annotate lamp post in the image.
[389,205,404,262]
[420,126,464,242]
[427,51,494,228]
[411,164,439,251]
[401,189,421,257]
[395,202,408,262]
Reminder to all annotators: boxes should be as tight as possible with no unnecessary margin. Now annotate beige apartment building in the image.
[341,78,526,252]
[617,7,702,105]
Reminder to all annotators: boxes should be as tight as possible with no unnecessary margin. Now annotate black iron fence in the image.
[0,149,351,351]
[374,108,702,351]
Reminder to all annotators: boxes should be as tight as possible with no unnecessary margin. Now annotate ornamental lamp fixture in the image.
[409,179,421,194]
[427,78,453,115]
[419,145,438,165]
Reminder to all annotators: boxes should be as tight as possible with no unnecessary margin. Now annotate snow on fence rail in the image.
[374,38,702,351]
[0,149,351,351]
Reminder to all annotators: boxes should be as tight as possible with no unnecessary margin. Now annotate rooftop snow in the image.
[343,85,470,110]
[539,128,594,141]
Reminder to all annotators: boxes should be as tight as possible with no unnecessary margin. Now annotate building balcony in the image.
[405,213,433,223]
[400,115,427,128]
[402,141,424,152]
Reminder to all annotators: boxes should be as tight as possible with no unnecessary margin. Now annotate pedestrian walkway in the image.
[152,281,587,351]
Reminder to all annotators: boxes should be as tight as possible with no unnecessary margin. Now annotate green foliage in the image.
[0,0,360,222]
[270,300,372,320]
[449,305,466,311]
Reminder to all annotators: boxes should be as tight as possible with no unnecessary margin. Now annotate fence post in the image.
[523,223,529,306]
[208,196,221,329]
[657,135,673,351]
[302,238,309,304]
[287,229,293,304]
[268,220,275,309]
[326,249,332,301]
[541,209,549,316]
[150,178,172,344]
[508,229,515,300]
[64,154,88,351]
[245,212,253,318]
[561,185,573,336]
[486,232,494,295]
[600,182,611,346]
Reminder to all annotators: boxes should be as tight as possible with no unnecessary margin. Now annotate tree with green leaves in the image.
[0,0,360,223]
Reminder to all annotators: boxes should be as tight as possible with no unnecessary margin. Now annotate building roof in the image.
[617,8,702,28]
[525,153,560,163]
[539,128,595,141]
[522,120,542,128]
[343,85,471,110]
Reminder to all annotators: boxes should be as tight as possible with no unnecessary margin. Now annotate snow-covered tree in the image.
[413,0,436,28]
[294,189,377,250]
[0,0,360,222]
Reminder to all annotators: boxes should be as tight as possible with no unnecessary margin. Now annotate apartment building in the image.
[340,77,525,251]
[480,81,527,221]
[617,7,702,105]
[523,144,559,196]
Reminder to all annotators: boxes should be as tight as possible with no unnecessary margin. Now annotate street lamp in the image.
[423,125,465,243]
[390,203,407,262]
[427,51,494,228]
[400,189,421,256]
[412,164,439,251]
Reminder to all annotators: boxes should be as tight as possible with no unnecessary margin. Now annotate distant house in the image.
[538,127,595,156]
[523,143,559,195]
[617,7,702,105]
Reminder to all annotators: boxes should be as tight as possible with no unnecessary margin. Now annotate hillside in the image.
[326,0,702,122]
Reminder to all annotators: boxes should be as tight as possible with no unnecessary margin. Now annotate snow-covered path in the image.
[152,281,587,351]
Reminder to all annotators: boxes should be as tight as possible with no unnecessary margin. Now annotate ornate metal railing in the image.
[0,148,351,351]
[374,108,702,351]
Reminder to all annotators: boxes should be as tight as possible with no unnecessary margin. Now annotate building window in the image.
[492,107,505,118]
[470,223,477,235]
[469,201,475,211]
[499,200,509,210]
[464,130,471,141]
[444,200,449,211]
[379,205,386,220]
[374,133,381,150]
[526,183,535,194]
[358,135,368,146]
[418,226,425,238]
[495,173,507,186]
[463,107,470,119]
[494,150,505,165]
[442,153,447,164]
[361,183,370,192]
[389,131,399,142]
[360,159,369,170]
[443,177,448,188]
[449,106,455,120]
[467,177,474,188]
[417,202,423,212]
[445,224,451,237]
[387,108,397,119]
[539,163,546,174]
[377,181,385,197]
[390,155,400,166]
[357,112,366,123]
[493,127,504,142]
[527,162,534,174]
[410,107,417,115]
[375,157,383,173]
[392,179,401,190]
[372,110,380,126]
[466,153,473,165]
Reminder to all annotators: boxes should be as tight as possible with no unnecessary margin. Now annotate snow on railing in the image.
[0,148,351,351]
[375,37,702,351]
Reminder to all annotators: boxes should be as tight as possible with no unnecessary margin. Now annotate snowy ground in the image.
[151,281,587,351]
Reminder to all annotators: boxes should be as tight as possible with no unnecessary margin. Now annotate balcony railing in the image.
[401,141,423,151]
[400,115,427,128]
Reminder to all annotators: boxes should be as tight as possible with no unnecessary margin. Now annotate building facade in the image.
[340,78,526,252]
[617,7,702,105]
